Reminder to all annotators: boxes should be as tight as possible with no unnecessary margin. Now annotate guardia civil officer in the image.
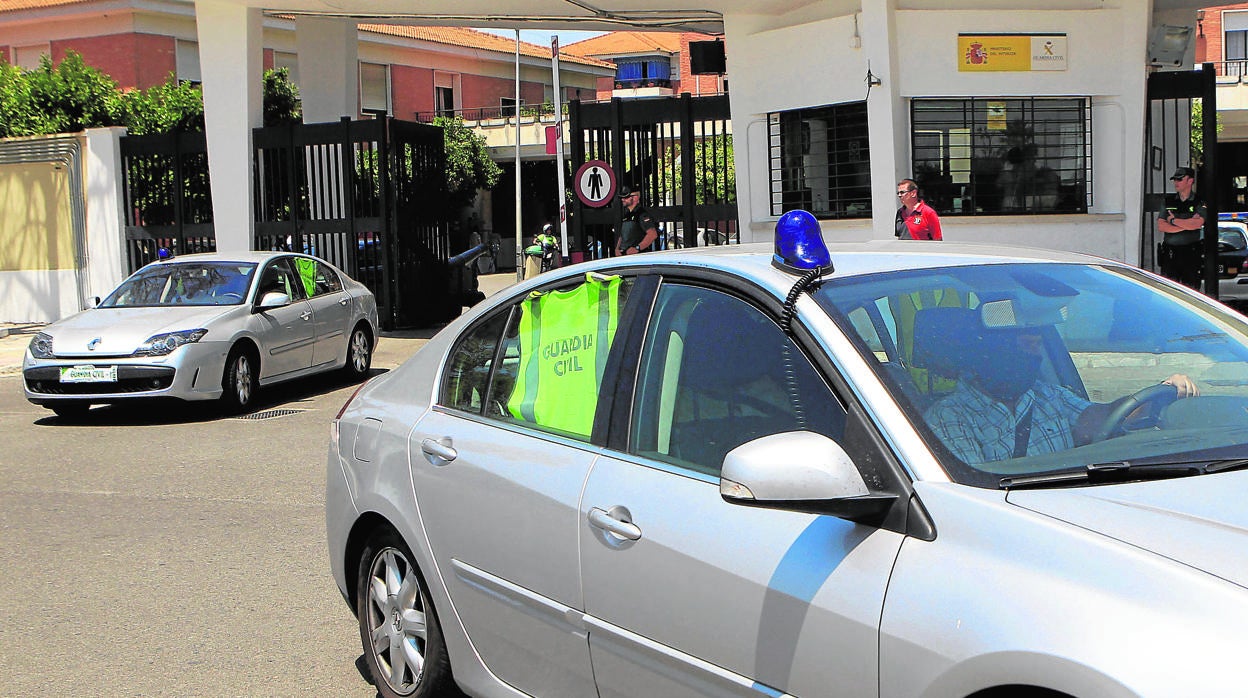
[615,184,660,256]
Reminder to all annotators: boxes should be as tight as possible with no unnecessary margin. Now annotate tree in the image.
[433,115,503,209]
[114,77,204,135]
[1190,98,1223,170]
[262,67,302,127]
[0,51,119,137]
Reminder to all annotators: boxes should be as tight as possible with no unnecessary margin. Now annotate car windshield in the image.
[101,262,257,307]
[817,263,1248,488]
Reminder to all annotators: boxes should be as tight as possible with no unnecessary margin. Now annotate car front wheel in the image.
[221,346,257,413]
[356,531,455,698]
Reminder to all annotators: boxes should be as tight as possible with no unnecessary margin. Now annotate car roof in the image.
[145,251,310,265]
[548,239,1128,299]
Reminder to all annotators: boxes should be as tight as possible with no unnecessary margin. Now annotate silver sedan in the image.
[328,216,1248,698]
[24,251,378,418]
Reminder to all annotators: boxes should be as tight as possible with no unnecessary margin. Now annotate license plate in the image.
[60,365,117,383]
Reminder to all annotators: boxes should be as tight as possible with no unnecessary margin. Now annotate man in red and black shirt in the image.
[895,179,943,241]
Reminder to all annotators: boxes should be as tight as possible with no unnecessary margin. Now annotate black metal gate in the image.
[1145,63,1218,296]
[252,116,453,329]
[119,131,216,271]
[569,94,737,257]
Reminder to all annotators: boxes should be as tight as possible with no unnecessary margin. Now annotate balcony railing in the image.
[1213,60,1248,81]
[413,103,567,124]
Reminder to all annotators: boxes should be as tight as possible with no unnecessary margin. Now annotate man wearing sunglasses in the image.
[895,179,943,240]
[615,183,659,256]
[1157,166,1206,290]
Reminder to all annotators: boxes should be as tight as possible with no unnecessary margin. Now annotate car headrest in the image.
[911,307,982,377]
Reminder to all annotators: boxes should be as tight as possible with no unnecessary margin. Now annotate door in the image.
[253,257,314,378]
[407,273,640,697]
[580,282,903,697]
[293,257,352,368]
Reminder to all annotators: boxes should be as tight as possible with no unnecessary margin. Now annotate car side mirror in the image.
[257,291,291,310]
[93,296,101,307]
[719,431,896,526]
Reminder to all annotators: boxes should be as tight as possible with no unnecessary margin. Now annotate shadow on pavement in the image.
[31,367,390,427]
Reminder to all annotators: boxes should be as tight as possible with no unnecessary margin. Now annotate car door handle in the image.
[420,437,457,464]
[588,506,642,541]
[300,310,312,321]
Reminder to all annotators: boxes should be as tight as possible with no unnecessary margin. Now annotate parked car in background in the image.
[1218,220,1248,303]
[328,215,1248,698]
[24,251,378,418]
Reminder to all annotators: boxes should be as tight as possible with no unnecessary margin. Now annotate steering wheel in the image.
[1090,383,1179,443]
[214,292,243,303]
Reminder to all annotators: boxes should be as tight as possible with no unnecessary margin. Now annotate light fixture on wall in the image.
[1197,9,1205,38]
[1148,24,1194,67]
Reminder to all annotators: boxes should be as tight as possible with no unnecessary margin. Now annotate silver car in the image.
[24,251,378,418]
[328,220,1248,697]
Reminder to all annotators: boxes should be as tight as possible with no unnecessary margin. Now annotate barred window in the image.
[910,97,1091,216]
[768,102,871,219]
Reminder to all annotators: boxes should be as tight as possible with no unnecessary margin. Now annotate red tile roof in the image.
[359,24,613,68]
[563,31,713,57]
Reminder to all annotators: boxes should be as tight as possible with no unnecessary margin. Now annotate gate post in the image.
[680,93,697,248]
[570,99,585,257]
[1200,63,1219,300]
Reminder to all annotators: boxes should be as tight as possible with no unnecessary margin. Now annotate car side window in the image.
[441,311,511,414]
[290,258,342,298]
[257,259,303,300]
[630,284,847,477]
[440,273,635,442]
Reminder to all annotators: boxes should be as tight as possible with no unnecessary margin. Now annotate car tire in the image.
[356,531,456,698]
[220,345,257,414]
[50,401,90,420]
[344,324,373,380]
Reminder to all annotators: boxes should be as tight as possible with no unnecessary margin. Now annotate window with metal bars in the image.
[767,102,871,219]
[910,97,1091,216]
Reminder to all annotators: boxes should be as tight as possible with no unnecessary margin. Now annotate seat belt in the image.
[1013,404,1035,459]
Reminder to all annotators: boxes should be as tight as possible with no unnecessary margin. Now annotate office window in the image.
[434,71,457,117]
[273,51,299,88]
[910,97,1091,216]
[360,62,390,116]
[767,102,871,219]
[176,40,201,84]
[13,44,50,71]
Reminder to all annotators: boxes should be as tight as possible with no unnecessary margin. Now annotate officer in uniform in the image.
[615,183,659,256]
[1158,166,1207,290]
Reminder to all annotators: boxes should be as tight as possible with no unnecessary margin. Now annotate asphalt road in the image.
[0,274,519,697]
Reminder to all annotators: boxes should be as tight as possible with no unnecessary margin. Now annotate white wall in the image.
[723,3,1156,264]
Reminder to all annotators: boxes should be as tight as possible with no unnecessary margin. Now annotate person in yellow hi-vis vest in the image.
[294,257,317,298]
[507,272,622,437]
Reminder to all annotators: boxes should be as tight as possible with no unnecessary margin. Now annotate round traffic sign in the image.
[574,160,616,208]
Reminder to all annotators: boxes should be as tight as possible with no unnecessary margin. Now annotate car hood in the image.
[1008,470,1248,588]
[45,306,232,356]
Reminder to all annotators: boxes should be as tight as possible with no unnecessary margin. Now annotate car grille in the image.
[24,366,176,395]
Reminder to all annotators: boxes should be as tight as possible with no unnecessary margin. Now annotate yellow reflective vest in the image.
[508,273,623,436]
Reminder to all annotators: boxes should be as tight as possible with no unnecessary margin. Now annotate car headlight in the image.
[135,329,208,356]
[29,332,54,359]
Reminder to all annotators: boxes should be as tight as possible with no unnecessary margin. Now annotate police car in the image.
[327,211,1248,698]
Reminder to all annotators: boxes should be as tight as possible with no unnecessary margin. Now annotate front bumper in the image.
[23,341,231,405]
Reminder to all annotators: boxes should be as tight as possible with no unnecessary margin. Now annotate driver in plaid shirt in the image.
[925,327,1198,466]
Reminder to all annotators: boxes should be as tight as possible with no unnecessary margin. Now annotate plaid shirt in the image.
[924,380,1091,465]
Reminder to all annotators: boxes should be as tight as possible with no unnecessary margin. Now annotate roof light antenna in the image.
[772,209,832,335]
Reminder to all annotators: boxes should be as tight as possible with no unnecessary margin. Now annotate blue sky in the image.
[476,29,606,48]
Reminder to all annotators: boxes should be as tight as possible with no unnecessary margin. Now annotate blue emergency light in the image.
[772,209,832,275]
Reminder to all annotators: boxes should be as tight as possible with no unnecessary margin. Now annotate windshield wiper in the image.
[1000,461,1204,490]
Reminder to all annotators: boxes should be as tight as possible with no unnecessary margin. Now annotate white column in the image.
[82,127,128,299]
[861,0,907,239]
[195,0,262,252]
[295,17,359,123]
